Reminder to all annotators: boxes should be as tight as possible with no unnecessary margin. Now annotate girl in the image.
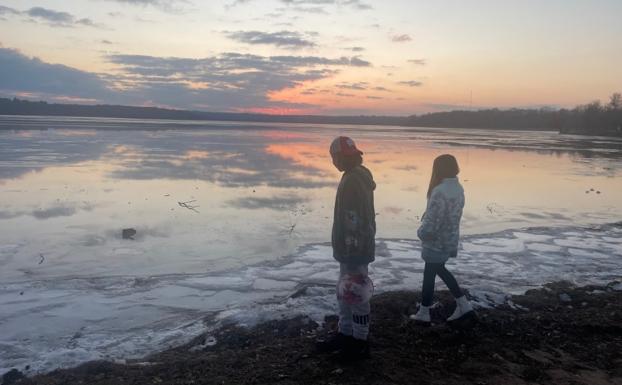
[411,154,475,325]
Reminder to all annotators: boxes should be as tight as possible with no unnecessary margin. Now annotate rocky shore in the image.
[4,281,622,385]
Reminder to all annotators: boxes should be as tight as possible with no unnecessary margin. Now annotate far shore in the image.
[2,97,621,137]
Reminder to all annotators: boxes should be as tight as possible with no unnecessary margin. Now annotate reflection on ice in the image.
[226,193,308,210]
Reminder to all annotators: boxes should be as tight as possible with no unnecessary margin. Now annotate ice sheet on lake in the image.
[1,223,621,375]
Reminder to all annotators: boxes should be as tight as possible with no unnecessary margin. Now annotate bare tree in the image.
[608,93,621,110]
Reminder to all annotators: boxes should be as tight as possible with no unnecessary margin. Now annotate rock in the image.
[122,228,137,240]
[2,369,25,385]
[559,293,571,302]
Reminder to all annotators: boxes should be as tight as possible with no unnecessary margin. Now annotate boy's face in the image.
[331,153,344,172]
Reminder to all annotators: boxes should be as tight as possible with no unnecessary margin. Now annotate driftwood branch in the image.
[178,200,200,213]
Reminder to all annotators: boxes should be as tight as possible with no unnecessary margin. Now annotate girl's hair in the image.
[427,154,459,198]
[340,153,363,171]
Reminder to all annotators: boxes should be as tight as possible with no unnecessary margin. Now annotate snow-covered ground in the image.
[1,223,621,374]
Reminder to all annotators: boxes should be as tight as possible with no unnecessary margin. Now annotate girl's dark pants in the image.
[421,262,463,306]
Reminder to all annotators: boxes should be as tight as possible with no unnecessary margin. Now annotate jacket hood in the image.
[349,165,376,191]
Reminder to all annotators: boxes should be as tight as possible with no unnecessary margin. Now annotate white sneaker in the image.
[447,295,474,322]
[410,305,431,324]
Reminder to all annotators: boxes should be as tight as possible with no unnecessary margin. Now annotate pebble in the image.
[559,293,572,302]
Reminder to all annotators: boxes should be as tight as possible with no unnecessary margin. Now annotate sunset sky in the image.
[1,0,621,115]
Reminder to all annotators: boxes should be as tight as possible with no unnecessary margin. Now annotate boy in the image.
[317,136,376,361]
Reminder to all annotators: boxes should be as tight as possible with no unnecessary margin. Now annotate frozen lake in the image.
[1,115,621,373]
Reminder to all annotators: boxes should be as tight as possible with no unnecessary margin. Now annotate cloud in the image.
[110,0,168,5]
[1,41,376,112]
[1,6,102,28]
[225,30,316,49]
[96,0,190,13]
[0,44,375,111]
[336,81,368,90]
[345,46,365,52]
[373,86,392,92]
[398,80,423,87]
[350,56,371,67]
[391,34,412,43]
[281,0,371,10]
[408,59,426,65]
[0,5,19,15]
[0,47,113,99]
[341,0,372,10]
[230,0,371,13]
[107,52,373,110]
[27,7,74,24]
[366,95,382,99]
[284,6,328,14]
[226,0,253,8]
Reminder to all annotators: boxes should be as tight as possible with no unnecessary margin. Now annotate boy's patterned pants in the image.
[337,263,371,340]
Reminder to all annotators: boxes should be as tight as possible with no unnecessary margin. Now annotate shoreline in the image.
[4,280,622,385]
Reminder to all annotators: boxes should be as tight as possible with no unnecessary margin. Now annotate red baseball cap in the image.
[330,136,363,156]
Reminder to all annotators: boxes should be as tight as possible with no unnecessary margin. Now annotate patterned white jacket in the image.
[417,177,464,263]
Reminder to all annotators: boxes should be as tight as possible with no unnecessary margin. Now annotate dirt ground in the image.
[4,281,622,385]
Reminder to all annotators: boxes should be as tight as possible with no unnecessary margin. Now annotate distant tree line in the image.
[406,93,622,136]
[1,93,621,136]
[555,93,622,136]
[406,108,557,131]
[0,97,407,127]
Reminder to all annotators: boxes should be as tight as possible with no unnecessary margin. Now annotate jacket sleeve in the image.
[340,175,372,261]
[417,190,446,242]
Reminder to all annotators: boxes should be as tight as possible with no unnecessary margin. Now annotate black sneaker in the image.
[315,332,353,353]
[338,337,370,363]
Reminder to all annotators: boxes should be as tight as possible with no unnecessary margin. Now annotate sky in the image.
[0,0,621,115]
